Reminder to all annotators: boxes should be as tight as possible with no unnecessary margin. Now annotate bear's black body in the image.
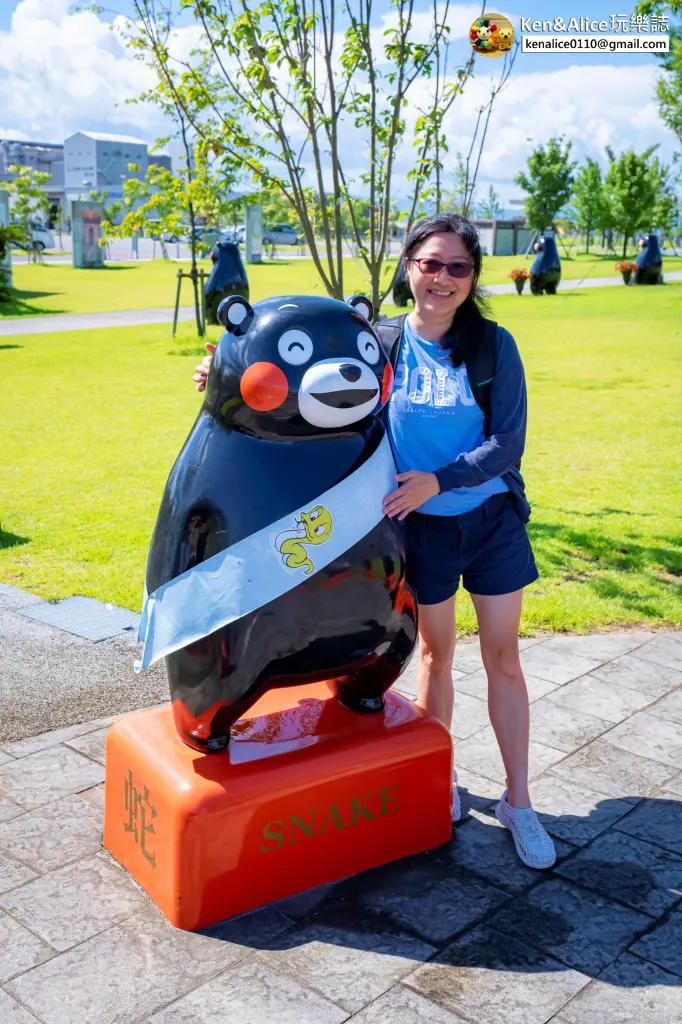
[635,233,663,285]
[204,240,249,324]
[145,294,417,752]
[530,235,561,295]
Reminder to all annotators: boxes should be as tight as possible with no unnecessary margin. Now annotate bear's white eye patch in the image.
[278,330,313,366]
[227,301,248,325]
[357,330,380,364]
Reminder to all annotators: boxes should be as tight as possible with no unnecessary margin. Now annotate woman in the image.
[194,213,555,870]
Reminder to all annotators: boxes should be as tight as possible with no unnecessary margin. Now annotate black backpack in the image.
[374,313,499,435]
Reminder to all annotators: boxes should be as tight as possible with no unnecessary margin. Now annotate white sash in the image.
[135,434,396,671]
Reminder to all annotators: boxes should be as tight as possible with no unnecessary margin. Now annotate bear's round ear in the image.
[347,294,373,323]
[217,295,253,334]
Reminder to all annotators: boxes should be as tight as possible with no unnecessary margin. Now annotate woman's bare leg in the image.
[415,596,457,728]
[470,589,531,809]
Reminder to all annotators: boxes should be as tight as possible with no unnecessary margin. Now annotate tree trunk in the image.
[187,200,204,337]
[622,235,628,260]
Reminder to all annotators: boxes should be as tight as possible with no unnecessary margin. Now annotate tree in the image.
[6,165,51,262]
[648,155,681,234]
[126,0,476,313]
[604,145,659,257]
[476,185,503,219]
[0,222,30,302]
[570,158,608,252]
[514,137,577,233]
[636,1,682,155]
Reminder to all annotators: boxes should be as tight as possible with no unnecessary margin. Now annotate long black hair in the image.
[403,213,492,367]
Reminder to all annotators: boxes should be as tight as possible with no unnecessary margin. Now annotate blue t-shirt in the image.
[387,317,508,515]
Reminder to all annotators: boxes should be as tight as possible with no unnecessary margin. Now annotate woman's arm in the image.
[434,327,527,492]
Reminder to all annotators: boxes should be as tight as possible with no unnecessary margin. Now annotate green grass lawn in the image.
[3,251,682,318]
[1,278,680,635]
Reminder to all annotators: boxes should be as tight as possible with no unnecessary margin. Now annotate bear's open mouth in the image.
[311,388,378,409]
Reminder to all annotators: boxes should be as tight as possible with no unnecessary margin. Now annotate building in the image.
[0,139,65,220]
[0,132,172,224]
[471,218,535,256]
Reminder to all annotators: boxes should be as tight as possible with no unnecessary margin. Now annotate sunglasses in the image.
[407,257,474,279]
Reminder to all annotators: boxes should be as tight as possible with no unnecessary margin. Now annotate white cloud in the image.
[0,0,676,208]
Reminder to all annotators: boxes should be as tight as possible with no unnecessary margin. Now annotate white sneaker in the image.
[495,790,556,869]
[452,769,461,823]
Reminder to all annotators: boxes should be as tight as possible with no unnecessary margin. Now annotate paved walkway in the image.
[2,272,681,337]
[0,578,681,1023]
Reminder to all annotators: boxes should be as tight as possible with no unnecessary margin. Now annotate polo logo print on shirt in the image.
[395,361,477,408]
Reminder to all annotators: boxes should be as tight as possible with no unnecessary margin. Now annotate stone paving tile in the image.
[529,699,611,754]
[630,903,682,977]
[604,712,682,771]
[0,989,42,1024]
[453,641,485,674]
[65,727,108,765]
[404,924,590,1024]
[6,904,283,1024]
[634,634,682,672]
[78,782,105,809]
[519,647,602,685]
[457,669,559,704]
[613,794,682,856]
[455,770,500,813]
[357,856,509,945]
[0,909,54,984]
[0,749,16,766]
[0,791,25,824]
[591,653,682,698]
[394,665,465,701]
[256,917,435,1013]
[275,881,344,920]
[549,738,677,801]
[1,720,113,760]
[542,674,655,725]
[0,746,104,811]
[350,985,466,1024]
[448,810,573,894]
[542,631,654,662]
[0,851,148,951]
[456,726,566,785]
[0,583,43,610]
[147,958,349,1024]
[0,849,37,895]
[662,772,682,797]
[486,877,652,976]
[450,692,489,740]
[555,952,682,1024]
[528,774,632,847]
[0,793,104,873]
[647,687,682,727]
[555,829,682,918]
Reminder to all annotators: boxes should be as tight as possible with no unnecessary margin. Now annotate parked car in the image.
[29,220,54,251]
[262,223,302,246]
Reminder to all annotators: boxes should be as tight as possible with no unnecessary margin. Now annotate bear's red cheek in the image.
[381,362,394,406]
[240,362,289,411]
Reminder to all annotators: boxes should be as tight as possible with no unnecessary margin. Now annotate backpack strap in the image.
[465,318,499,435]
[374,314,407,371]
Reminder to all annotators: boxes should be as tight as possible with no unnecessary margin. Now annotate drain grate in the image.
[21,596,140,642]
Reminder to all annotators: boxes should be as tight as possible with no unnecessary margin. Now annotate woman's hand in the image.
[192,342,216,392]
[383,471,440,521]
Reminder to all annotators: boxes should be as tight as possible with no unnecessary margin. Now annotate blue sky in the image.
[0,0,678,204]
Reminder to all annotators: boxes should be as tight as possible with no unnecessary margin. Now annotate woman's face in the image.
[405,232,474,320]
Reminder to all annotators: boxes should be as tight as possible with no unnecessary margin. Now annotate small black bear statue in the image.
[204,240,249,325]
[530,234,561,295]
[144,294,418,752]
[634,234,663,285]
[392,255,413,308]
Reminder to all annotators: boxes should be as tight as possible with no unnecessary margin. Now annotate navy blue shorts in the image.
[405,491,539,605]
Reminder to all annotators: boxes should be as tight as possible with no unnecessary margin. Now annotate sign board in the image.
[0,190,11,288]
[245,203,262,264]
[70,200,105,268]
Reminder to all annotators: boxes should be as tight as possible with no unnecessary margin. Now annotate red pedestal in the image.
[103,683,453,931]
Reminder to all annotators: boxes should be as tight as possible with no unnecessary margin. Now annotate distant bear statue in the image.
[530,233,561,295]
[634,234,663,285]
[141,294,418,753]
[204,240,249,325]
